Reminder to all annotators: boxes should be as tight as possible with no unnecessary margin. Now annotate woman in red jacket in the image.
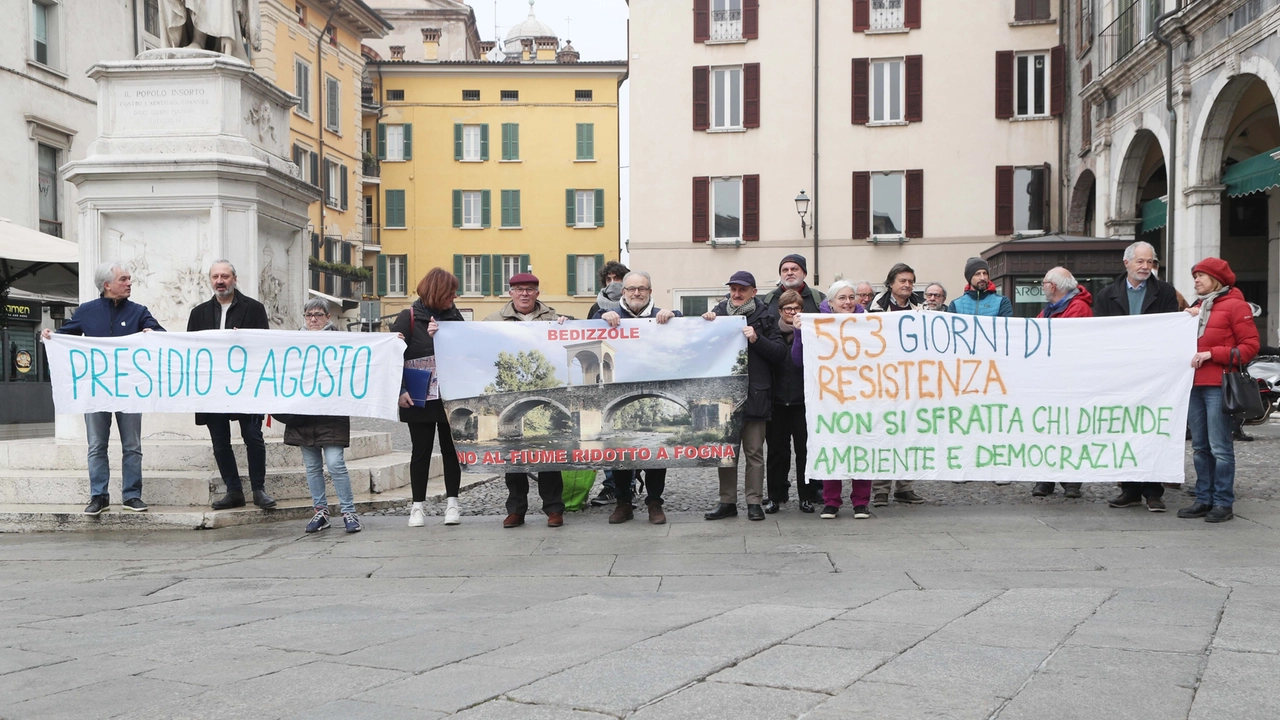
[1178,258,1260,524]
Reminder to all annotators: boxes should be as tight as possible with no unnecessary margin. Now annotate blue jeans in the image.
[1187,386,1235,507]
[300,445,355,514]
[85,412,142,501]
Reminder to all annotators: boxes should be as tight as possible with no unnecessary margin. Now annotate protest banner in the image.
[799,312,1197,483]
[434,317,748,471]
[44,330,406,421]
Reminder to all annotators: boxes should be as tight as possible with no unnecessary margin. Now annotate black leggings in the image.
[408,421,461,501]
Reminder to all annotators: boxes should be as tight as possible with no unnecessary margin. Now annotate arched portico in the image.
[1067,169,1097,236]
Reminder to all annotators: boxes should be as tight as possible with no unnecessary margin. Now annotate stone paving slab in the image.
[709,644,893,694]
[1188,650,1280,719]
[997,674,1196,720]
[802,681,1007,720]
[629,680,827,720]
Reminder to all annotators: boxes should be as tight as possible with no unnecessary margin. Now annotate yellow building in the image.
[251,0,391,319]
[362,21,627,320]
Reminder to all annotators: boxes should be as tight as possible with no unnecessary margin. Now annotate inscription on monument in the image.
[113,80,216,133]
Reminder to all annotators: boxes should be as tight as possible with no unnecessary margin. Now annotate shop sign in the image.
[3,302,40,321]
[1014,284,1046,304]
[14,349,32,374]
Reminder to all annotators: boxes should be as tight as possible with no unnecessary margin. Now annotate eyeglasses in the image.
[780,307,802,314]
[510,286,538,294]
[623,286,651,293]
[856,293,874,299]
[304,313,328,319]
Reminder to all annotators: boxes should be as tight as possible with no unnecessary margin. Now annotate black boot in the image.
[1031,482,1055,497]
[211,491,246,510]
[252,489,277,509]
[704,503,737,520]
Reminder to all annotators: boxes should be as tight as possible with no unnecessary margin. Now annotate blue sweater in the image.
[57,297,165,337]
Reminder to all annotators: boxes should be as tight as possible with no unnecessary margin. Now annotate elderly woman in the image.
[287,299,359,533]
[766,289,819,513]
[1177,258,1259,524]
[790,280,874,519]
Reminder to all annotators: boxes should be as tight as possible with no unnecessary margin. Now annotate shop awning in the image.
[308,288,359,313]
[0,217,79,301]
[1139,197,1167,234]
[1222,146,1280,198]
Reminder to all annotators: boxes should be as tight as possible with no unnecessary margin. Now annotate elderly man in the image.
[948,257,1013,316]
[42,263,164,515]
[485,272,566,527]
[761,254,826,314]
[596,270,680,524]
[703,271,788,521]
[923,283,949,311]
[1030,267,1093,499]
[1094,241,1180,512]
[187,260,275,510]
[867,263,925,505]
[853,281,876,311]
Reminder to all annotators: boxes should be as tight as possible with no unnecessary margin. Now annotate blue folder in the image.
[403,368,433,408]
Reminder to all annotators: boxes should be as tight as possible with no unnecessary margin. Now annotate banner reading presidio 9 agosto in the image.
[799,312,1197,484]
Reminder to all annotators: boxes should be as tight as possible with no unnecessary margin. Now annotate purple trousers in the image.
[822,480,872,507]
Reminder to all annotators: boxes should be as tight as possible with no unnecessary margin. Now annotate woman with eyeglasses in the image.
[766,290,820,513]
[392,268,466,528]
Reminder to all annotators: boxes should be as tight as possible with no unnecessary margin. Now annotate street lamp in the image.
[795,190,811,239]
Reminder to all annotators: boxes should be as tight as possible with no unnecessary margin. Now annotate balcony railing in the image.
[362,224,380,246]
[1099,0,1161,73]
[870,0,904,30]
[39,219,62,238]
[361,83,375,107]
[362,158,380,178]
[710,9,742,41]
[309,270,363,300]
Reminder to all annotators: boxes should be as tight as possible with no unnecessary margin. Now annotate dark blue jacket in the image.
[57,297,165,337]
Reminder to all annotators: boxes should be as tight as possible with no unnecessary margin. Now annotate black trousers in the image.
[615,469,665,506]
[205,414,265,493]
[505,472,565,515]
[407,421,462,501]
[766,403,818,503]
[1120,481,1165,500]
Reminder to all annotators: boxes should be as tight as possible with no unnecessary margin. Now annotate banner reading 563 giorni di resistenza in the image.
[433,317,748,471]
[800,312,1197,483]
[44,330,406,421]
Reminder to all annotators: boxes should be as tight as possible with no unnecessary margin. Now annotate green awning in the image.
[1139,197,1167,234]
[1222,146,1280,198]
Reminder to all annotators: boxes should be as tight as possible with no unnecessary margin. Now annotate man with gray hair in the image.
[186,260,275,510]
[1093,241,1180,511]
[923,283,949,311]
[41,262,163,515]
[1030,267,1093,499]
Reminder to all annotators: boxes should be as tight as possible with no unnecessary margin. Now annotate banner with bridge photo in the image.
[433,317,748,471]
[799,312,1197,484]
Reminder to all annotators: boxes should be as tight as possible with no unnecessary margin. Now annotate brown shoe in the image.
[609,503,634,524]
[546,512,564,527]
[647,502,667,525]
[502,513,525,529]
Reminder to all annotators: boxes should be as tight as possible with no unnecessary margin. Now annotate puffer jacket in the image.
[281,323,350,448]
[1193,287,1260,386]
[948,286,1013,317]
[1037,285,1094,319]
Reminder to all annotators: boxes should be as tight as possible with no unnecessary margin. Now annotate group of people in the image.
[50,238,1259,532]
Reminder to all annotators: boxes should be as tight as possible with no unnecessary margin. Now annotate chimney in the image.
[521,38,533,62]
[556,40,579,64]
[535,36,558,63]
[479,40,496,60]
[421,28,441,62]
[389,45,405,61]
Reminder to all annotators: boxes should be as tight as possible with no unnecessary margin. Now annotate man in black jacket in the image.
[186,260,276,510]
[1093,241,1180,512]
[702,271,788,521]
[760,253,826,315]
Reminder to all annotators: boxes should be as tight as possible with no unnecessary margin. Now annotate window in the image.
[37,143,60,237]
[385,89,404,102]
[459,124,487,161]
[295,3,306,25]
[388,255,407,295]
[1014,0,1052,21]
[711,0,742,40]
[871,59,903,123]
[32,0,57,67]
[385,189,406,228]
[501,255,523,294]
[462,255,483,294]
[712,67,742,129]
[325,26,336,46]
[362,128,372,155]
[501,90,519,102]
[381,123,412,162]
[870,0,903,30]
[575,190,596,228]
[363,195,374,225]
[501,190,521,228]
[576,123,594,160]
[713,178,741,242]
[144,0,160,36]
[501,123,519,160]
[462,89,480,101]
[1078,0,1094,51]
[325,76,340,132]
[575,89,593,102]
[462,191,483,228]
[1015,52,1048,117]
[576,255,598,296]
[292,144,319,186]
[1014,166,1047,233]
[871,171,904,237]
[294,59,311,117]
[323,160,346,210]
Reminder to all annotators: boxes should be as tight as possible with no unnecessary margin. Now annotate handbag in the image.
[1221,348,1267,420]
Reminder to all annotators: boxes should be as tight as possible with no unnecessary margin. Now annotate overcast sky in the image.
[468,0,632,260]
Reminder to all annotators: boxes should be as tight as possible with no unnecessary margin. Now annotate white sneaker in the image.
[408,504,426,527]
[444,498,461,525]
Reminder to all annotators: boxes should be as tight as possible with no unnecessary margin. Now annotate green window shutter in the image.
[511,189,520,227]
[385,189,405,228]
[454,123,463,160]
[480,124,489,161]
[480,189,491,228]
[500,190,509,227]
[340,165,348,211]
[594,189,605,227]
[566,189,575,226]
[403,124,412,160]
[566,255,577,296]
[510,123,519,160]
[376,254,387,296]
[453,254,463,293]
[585,123,594,159]
[576,124,585,160]
[376,123,386,160]
[491,254,503,294]
[452,190,462,228]
[520,254,530,272]
[501,124,510,160]
[593,254,605,292]
[481,254,491,295]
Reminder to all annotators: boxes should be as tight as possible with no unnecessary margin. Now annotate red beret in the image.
[508,272,540,286]
[1191,258,1235,287]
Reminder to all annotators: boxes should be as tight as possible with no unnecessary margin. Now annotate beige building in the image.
[629,0,1064,316]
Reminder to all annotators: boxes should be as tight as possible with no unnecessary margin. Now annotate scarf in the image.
[1195,286,1230,338]
[727,298,757,317]
[620,298,654,318]
[1042,289,1077,319]
[596,282,623,313]
[778,320,795,338]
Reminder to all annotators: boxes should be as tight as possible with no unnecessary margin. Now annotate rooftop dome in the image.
[503,0,557,57]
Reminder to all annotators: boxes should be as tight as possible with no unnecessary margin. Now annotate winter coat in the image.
[789,299,864,367]
[1092,273,1180,317]
[1192,287,1260,386]
[760,283,826,315]
[773,324,805,406]
[712,298,787,421]
[1037,285,1094,319]
[390,302,465,424]
[484,300,559,322]
[948,286,1013,317]
[280,323,350,448]
[589,302,682,321]
[867,290,925,312]
[57,297,164,337]
[187,290,270,425]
